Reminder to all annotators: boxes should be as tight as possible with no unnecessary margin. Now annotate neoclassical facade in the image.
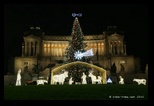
[12,26,140,77]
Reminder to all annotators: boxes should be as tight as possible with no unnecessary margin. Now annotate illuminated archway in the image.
[50,61,106,84]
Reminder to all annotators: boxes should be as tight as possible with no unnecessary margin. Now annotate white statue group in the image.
[15,68,146,86]
[15,69,48,86]
[52,70,102,85]
[119,76,146,85]
[88,71,102,84]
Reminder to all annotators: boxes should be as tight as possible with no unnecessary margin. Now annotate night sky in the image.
[4,4,148,74]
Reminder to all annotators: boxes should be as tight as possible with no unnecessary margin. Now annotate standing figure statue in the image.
[81,72,87,84]
[16,69,22,86]
[69,77,74,85]
[119,76,124,84]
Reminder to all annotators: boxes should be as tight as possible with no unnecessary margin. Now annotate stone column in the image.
[62,43,64,56]
[22,43,24,57]
[100,42,102,57]
[104,38,109,56]
[47,43,49,57]
[98,43,100,59]
[57,44,59,57]
[97,43,99,55]
[53,44,55,57]
[124,44,127,55]
[25,41,27,56]
[91,43,94,55]
[110,44,113,55]
[44,43,46,57]
[117,42,120,55]
[52,43,55,57]
[56,44,58,57]
[101,43,104,56]
[95,43,97,55]
[48,43,50,56]
[59,43,61,57]
[115,42,118,55]
[36,41,39,56]
[46,42,48,56]
[33,41,35,56]
[121,41,124,55]
[99,43,101,56]
[61,43,63,56]
[113,42,115,55]
[29,41,31,56]
[53,44,55,56]
[50,43,52,56]
[59,44,61,57]
[52,44,54,56]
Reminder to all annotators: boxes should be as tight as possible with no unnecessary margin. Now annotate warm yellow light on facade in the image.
[120,60,125,63]
[66,44,68,48]
[44,44,46,48]
[101,43,104,45]
[48,44,50,47]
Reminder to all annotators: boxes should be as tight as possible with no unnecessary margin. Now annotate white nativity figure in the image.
[52,71,68,85]
[88,71,102,84]
[119,76,124,84]
[69,77,74,85]
[133,78,146,85]
[36,80,48,85]
[81,72,87,84]
[16,69,22,86]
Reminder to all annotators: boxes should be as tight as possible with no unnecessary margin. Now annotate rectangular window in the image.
[120,60,125,64]
[24,62,29,65]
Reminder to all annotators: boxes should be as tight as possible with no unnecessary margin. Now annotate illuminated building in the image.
[12,19,140,78]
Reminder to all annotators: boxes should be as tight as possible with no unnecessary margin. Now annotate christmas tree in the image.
[63,17,92,83]
[64,17,91,63]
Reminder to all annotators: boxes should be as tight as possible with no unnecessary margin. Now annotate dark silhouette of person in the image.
[23,66,32,84]
[111,63,117,73]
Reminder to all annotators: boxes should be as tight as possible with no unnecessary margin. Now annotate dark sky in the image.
[4,4,148,74]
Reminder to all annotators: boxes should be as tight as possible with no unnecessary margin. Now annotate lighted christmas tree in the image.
[63,17,92,83]
[64,17,91,63]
